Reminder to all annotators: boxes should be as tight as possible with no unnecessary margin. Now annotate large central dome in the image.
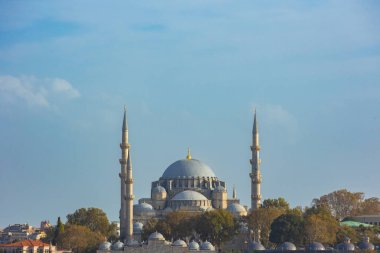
[161,159,216,179]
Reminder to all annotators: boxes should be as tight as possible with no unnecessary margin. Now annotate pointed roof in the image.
[233,185,237,199]
[253,108,258,134]
[122,106,128,131]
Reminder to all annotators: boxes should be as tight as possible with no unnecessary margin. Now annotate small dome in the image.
[152,186,166,193]
[162,159,216,179]
[358,237,374,250]
[134,203,155,216]
[213,185,226,192]
[248,241,265,250]
[337,237,355,251]
[99,241,111,250]
[227,203,247,216]
[189,241,200,251]
[173,239,187,247]
[277,242,296,251]
[133,222,143,233]
[200,241,215,251]
[148,231,165,241]
[126,239,140,246]
[111,241,124,251]
[306,242,325,251]
[172,190,208,201]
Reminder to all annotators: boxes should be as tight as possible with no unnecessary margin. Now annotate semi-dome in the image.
[162,159,216,179]
[111,241,124,251]
[200,241,215,251]
[248,241,265,250]
[134,203,155,216]
[189,241,200,250]
[173,239,187,247]
[133,222,143,233]
[306,242,325,251]
[172,190,208,201]
[277,242,296,251]
[99,241,111,250]
[358,237,374,250]
[148,231,165,241]
[227,203,247,216]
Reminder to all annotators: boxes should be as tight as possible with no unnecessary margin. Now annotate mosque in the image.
[99,109,263,252]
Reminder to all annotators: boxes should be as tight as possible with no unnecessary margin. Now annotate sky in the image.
[0,1,379,228]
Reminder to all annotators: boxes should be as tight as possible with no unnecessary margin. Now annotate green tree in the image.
[303,207,339,245]
[247,207,284,247]
[262,198,290,210]
[195,210,238,249]
[269,213,304,245]
[54,217,65,245]
[57,224,104,253]
[66,208,116,238]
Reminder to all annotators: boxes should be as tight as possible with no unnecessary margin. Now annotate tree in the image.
[358,197,380,215]
[269,213,304,245]
[141,218,158,241]
[303,207,339,245]
[247,207,284,247]
[195,210,238,249]
[57,224,104,253]
[262,198,290,210]
[66,208,116,238]
[312,189,364,220]
[54,217,65,245]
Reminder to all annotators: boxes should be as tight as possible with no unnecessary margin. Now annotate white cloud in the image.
[52,78,80,98]
[256,104,299,143]
[0,75,80,108]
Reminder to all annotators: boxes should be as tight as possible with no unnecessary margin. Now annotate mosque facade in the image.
[117,109,262,245]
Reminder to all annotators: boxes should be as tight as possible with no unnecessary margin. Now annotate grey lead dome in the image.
[161,159,216,179]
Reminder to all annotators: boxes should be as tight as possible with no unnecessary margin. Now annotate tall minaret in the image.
[119,108,130,242]
[250,110,262,210]
[125,149,134,243]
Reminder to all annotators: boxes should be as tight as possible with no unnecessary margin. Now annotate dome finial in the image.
[186,147,191,160]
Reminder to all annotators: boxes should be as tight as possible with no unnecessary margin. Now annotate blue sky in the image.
[0,1,379,228]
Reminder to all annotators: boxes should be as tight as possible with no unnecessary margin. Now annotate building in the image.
[116,109,263,245]
[351,214,380,226]
[0,240,56,253]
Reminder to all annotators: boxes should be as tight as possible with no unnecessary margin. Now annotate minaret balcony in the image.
[120,143,131,149]
[119,158,127,164]
[250,145,260,151]
[125,194,134,200]
[125,178,134,184]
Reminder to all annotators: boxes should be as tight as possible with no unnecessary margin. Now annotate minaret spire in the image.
[232,185,237,199]
[119,107,131,242]
[250,109,262,210]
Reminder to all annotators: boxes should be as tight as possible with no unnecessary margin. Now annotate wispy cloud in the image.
[0,75,80,108]
[256,104,299,143]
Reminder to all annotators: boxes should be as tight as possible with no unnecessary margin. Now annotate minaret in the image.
[232,185,237,199]
[250,110,262,210]
[119,108,130,242]
[125,149,134,243]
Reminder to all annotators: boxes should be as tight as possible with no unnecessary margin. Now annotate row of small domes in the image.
[100,232,215,251]
[247,237,375,251]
